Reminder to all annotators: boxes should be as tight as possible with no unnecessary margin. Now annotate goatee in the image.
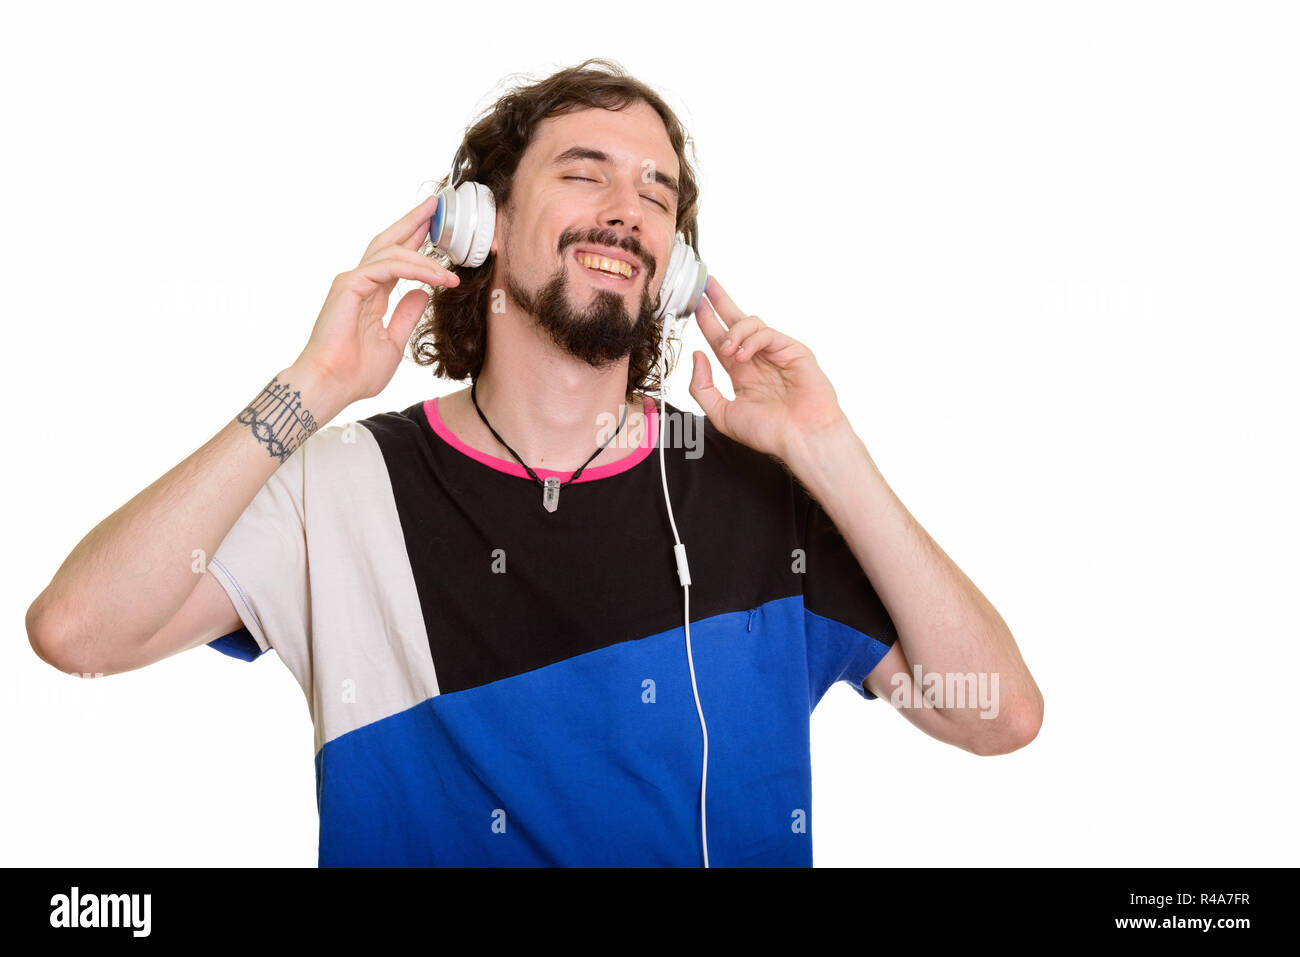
[505,262,659,369]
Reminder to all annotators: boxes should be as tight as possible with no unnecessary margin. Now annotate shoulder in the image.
[289,408,414,477]
[661,400,796,502]
[349,401,434,446]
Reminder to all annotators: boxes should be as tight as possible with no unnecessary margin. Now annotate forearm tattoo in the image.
[238,375,320,462]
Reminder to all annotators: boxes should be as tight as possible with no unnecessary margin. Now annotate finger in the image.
[694,290,732,357]
[354,248,458,319]
[340,252,459,300]
[732,326,778,361]
[688,350,731,425]
[384,287,432,345]
[717,315,764,358]
[365,250,459,288]
[358,244,460,284]
[701,275,747,330]
[361,193,444,264]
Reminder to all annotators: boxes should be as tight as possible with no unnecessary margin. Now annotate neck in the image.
[472,310,644,470]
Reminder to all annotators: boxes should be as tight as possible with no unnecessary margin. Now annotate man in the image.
[26,59,1042,866]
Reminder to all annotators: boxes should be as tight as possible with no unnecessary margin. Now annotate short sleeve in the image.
[795,478,899,703]
[205,439,310,663]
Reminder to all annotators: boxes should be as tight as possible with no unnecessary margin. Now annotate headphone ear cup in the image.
[429,181,497,268]
[654,239,708,321]
[464,183,496,268]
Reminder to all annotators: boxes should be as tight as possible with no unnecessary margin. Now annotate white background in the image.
[2,0,1296,867]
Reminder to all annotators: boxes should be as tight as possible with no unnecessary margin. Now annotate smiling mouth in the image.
[571,250,639,281]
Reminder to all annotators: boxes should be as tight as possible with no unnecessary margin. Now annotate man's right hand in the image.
[294,193,461,404]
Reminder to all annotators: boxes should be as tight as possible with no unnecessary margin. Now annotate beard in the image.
[504,258,658,370]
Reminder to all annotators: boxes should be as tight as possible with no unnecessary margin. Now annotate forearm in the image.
[27,361,349,658]
[784,419,1043,747]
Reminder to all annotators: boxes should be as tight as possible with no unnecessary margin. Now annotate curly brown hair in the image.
[408,58,701,398]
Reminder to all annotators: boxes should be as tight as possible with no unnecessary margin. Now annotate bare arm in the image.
[795,420,1044,756]
[26,364,348,675]
[26,192,459,675]
[685,278,1042,756]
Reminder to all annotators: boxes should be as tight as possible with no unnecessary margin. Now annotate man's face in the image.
[491,101,681,372]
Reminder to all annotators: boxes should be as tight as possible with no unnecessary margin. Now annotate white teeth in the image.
[578,252,633,278]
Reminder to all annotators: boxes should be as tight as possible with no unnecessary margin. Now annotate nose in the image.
[598,177,644,233]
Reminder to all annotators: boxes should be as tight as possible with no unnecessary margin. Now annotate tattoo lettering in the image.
[238,375,320,462]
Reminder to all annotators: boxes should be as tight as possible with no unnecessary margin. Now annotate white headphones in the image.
[426,162,714,867]
[426,179,708,322]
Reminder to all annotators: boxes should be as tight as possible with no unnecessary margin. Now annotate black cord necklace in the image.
[470,378,630,513]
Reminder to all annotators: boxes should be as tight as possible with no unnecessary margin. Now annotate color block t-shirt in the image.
[206,394,898,866]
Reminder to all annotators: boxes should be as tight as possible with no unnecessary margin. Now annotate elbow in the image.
[968,688,1044,756]
[26,597,81,674]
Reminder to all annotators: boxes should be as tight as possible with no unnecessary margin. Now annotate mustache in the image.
[558,228,656,282]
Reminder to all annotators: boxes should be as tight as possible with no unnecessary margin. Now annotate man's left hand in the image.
[688,275,848,462]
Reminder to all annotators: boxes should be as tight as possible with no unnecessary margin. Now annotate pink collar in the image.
[424,394,658,482]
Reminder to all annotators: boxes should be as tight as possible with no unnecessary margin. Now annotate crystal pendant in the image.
[542,476,561,513]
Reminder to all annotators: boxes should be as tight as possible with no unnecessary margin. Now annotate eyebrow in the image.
[552,146,679,197]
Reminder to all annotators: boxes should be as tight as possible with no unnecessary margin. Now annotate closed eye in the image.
[564,176,670,212]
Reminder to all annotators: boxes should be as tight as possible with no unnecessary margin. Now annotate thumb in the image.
[688,350,729,425]
[386,287,432,347]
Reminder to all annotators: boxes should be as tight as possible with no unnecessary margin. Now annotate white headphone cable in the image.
[658,310,709,868]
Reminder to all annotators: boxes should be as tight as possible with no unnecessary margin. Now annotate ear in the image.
[489,201,505,257]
